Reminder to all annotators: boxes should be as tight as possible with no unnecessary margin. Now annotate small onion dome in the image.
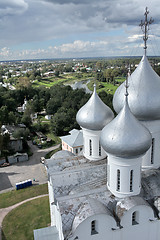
[76,84,114,130]
[113,55,160,121]
[100,97,152,158]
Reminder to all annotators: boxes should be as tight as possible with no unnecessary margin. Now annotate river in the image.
[65,80,92,94]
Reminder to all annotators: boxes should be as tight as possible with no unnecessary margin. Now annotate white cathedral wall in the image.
[69,214,117,240]
[82,128,106,161]
[141,120,160,169]
[107,155,141,198]
[48,179,64,240]
[115,205,158,240]
[68,208,160,240]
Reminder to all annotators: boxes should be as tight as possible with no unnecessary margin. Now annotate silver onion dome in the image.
[113,55,160,120]
[76,84,114,130]
[100,96,152,158]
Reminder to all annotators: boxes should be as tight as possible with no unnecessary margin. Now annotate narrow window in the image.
[151,138,155,164]
[99,142,101,156]
[130,170,133,192]
[107,165,110,187]
[89,139,92,156]
[132,211,138,225]
[117,169,120,191]
[91,220,98,235]
[76,148,78,154]
[80,148,82,151]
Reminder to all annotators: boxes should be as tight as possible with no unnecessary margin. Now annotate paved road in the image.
[0,194,49,240]
[0,142,60,193]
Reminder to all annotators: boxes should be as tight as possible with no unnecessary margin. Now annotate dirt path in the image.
[0,194,49,240]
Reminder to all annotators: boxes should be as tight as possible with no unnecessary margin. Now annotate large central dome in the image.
[113,55,160,121]
[100,96,152,158]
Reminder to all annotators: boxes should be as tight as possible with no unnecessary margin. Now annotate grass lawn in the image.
[115,76,125,83]
[87,80,118,95]
[46,133,61,144]
[99,82,118,94]
[0,184,48,209]
[2,196,50,240]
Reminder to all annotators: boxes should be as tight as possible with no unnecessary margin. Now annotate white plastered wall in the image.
[141,120,160,169]
[82,128,106,161]
[107,155,141,198]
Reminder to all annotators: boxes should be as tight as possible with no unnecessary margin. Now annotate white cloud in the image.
[0,0,160,60]
[0,0,28,17]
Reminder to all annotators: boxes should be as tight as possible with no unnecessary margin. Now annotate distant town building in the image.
[8,152,28,164]
[17,98,28,113]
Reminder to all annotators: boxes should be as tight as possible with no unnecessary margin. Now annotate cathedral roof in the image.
[72,197,113,233]
[100,95,152,158]
[76,84,114,130]
[46,151,160,238]
[116,196,150,219]
[113,55,160,121]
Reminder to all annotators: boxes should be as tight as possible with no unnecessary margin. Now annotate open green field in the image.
[0,184,48,209]
[32,77,69,88]
[87,80,120,95]
[32,73,94,88]
[2,196,50,240]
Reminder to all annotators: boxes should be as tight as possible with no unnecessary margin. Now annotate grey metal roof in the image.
[72,197,112,233]
[76,84,114,130]
[50,150,74,160]
[57,188,113,239]
[100,96,152,158]
[113,55,160,120]
[60,129,83,147]
[142,169,160,199]
[116,196,150,219]
[34,226,59,240]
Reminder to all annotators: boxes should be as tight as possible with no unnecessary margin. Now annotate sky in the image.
[0,0,160,60]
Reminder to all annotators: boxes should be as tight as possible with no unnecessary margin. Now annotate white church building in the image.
[34,8,160,240]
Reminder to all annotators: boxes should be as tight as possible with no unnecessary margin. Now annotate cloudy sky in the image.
[0,0,160,60]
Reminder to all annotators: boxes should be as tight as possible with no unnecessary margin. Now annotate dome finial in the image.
[124,67,130,98]
[93,83,96,92]
[139,7,154,56]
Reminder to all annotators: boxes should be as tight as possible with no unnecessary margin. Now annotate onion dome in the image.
[113,55,160,120]
[76,84,114,131]
[100,94,152,158]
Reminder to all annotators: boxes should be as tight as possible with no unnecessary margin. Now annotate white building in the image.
[60,129,83,155]
[34,9,160,240]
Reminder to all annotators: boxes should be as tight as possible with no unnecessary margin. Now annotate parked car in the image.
[40,157,45,164]
[0,162,10,168]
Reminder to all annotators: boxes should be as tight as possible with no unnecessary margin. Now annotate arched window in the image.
[107,165,110,187]
[99,142,101,156]
[117,169,120,191]
[91,220,98,235]
[151,138,155,164]
[130,170,133,192]
[89,139,92,156]
[132,211,139,225]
